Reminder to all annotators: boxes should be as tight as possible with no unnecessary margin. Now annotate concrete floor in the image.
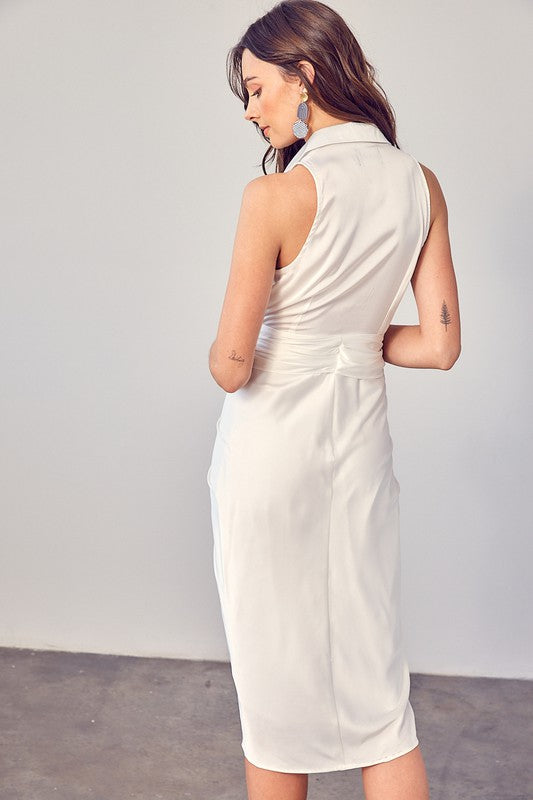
[0,648,531,800]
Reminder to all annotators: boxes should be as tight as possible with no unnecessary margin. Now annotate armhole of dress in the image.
[412,158,431,245]
[275,160,323,272]
[376,157,431,336]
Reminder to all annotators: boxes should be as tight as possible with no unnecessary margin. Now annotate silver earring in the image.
[292,88,309,138]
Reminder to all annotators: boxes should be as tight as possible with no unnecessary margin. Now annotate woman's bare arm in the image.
[382,164,461,370]
[208,175,283,393]
[209,165,316,392]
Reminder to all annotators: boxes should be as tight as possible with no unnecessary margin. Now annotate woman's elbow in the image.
[438,344,462,370]
[218,375,248,392]
[213,374,250,392]
[209,359,251,392]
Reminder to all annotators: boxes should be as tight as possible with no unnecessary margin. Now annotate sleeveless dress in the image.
[206,121,430,774]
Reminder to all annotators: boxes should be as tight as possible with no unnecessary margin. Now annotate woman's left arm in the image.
[209,176,281,393]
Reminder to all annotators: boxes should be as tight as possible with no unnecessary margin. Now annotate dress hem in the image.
[241,737,420,774]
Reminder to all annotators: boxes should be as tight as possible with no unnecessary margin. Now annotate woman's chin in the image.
[270,133,300,149]
[263,130,302,149]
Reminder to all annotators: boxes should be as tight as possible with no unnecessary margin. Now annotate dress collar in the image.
[284,121,390,171]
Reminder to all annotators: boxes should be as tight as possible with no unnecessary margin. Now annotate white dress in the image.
[207,121,430,774]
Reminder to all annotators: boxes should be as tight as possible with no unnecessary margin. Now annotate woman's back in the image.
[208,123,435,775]
[263,120,430,336]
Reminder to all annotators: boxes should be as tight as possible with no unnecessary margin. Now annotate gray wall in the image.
[1,0,531,679]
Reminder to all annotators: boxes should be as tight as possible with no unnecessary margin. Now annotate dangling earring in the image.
[292,87,309,138]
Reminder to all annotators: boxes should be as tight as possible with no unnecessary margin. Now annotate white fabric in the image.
[207,121,430,774]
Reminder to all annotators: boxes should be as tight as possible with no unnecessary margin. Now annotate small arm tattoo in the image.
[228,349,245,364]
[440,299,452,331]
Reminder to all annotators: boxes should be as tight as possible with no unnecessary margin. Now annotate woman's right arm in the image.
[382,164,461,370]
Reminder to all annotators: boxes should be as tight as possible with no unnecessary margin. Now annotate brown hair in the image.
[227,0,400,174]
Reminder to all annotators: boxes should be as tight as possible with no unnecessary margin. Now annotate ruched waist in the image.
[253,323,385,379]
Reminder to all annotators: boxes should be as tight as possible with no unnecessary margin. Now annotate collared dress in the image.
[207,121,430,774]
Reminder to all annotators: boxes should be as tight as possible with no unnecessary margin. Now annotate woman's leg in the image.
[244,756,309,800]
[361,745,430,800]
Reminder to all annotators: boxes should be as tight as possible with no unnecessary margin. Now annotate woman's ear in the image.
[298,60,315,87]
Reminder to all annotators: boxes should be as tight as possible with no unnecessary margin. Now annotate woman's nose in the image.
[244,101,256,122]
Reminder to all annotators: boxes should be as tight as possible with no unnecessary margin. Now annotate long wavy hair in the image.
[227,0,399,174]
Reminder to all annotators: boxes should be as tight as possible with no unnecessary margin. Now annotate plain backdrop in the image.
[0,0,531,679]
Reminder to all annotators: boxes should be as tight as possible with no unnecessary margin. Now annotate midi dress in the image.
[206,120,431,774]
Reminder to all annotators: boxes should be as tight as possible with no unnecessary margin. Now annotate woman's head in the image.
[227,0,399,173]
[240,48,314,150]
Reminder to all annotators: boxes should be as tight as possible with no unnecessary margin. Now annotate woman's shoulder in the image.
[245,164,314,193]
[241,167,317,269]
[417,162,447,228]
[245,166,316,216]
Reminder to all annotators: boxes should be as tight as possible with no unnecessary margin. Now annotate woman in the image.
[207,2,461,798]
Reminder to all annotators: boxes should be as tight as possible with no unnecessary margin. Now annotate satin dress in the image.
[207,121,430,774]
